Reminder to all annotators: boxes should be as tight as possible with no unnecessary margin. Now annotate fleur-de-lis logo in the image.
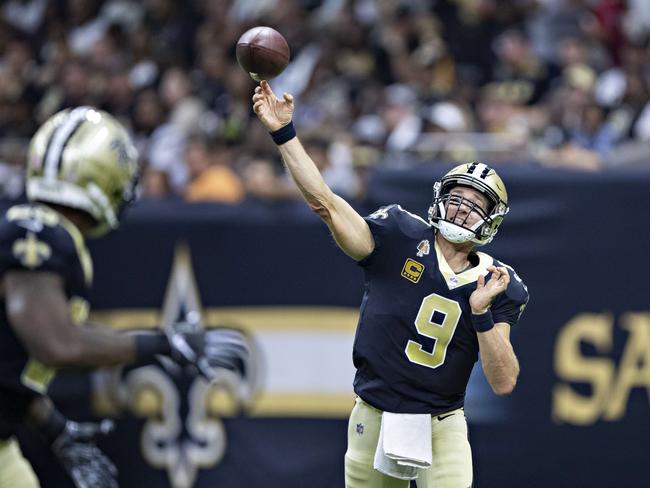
[92,244,261,488]
[12,231,51,268]
[369,207,390,220]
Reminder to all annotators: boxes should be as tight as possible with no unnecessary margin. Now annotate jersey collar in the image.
[434,239,491,290]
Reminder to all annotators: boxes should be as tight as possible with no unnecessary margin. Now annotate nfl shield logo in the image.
[356,423,364,435]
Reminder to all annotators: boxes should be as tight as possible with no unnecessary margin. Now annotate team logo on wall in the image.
[92,245,262,488]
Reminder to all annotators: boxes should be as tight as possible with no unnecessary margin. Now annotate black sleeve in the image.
[357,204,400,268]
[490,265,530,327]
[0,215,75,281]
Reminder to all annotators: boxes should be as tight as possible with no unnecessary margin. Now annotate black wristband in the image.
[270,121,296,145]
[471,311,495,333]
[135,332,171,364]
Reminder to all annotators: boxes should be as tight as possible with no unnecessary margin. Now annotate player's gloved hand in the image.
[51,419,118,488]
[166,324,251,382]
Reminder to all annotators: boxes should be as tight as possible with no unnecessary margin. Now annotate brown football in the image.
[236,26,290,81]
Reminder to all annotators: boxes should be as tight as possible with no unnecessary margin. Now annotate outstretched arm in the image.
[252,81,374,261]
[5,271,248,380]
[5,271,144,368]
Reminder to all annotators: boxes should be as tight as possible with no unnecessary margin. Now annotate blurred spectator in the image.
[141,168,172,199]
[0,138,26,199]
[243,157,301,201]
[0,0,648,200]
[183,135,245,203]
[492,28,560,105]
[2,0,48,35]
[306,137,360,199]
[243,136,361,202]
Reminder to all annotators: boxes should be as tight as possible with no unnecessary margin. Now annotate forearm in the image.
[277,137,334,213]
[70,327,137,367]
[41,325,169,369]
[277,137,374,260]
[477,326,519,395]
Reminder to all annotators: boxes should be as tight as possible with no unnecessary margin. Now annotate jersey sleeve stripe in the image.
[395,205,431,227]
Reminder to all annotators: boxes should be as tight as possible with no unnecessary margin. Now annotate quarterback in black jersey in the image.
[253,81,529,488]
[0,107,250,488]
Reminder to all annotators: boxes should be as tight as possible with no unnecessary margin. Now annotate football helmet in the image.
[428,162,508,245]
[26,107,139,237]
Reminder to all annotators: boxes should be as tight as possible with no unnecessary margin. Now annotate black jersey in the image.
[353,205,529,414]
[0,204,92,438]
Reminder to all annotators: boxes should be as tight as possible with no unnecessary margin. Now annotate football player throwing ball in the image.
[253,81,529,488]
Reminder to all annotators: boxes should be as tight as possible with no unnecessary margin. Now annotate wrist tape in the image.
[270,121,296,145]
[471,311,495,333]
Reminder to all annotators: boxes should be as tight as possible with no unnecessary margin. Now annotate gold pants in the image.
[0,438,40,488]
[345,398,473,488]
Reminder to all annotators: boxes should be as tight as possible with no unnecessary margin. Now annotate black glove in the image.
[167,323,251,382]
[51,419,118,488]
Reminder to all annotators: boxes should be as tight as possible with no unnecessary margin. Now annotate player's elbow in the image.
[492,383,515,396]
[490,377,517,396]
[309,200,331,221]
[306,193,335,221]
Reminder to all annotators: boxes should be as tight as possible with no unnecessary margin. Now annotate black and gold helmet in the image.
[428,162,509,245]
[26,107,139,236]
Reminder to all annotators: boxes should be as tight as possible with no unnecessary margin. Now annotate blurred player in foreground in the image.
[0,107,248,488]
[253,81,529,488]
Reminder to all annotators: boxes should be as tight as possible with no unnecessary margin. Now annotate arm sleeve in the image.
[0,218,74,280]
[490,267,530,327]
[357,205,400,268]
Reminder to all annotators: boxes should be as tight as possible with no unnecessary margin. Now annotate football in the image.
[236,26,290,81]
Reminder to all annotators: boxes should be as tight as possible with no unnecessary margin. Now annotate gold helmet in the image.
[428,162,509,245]
[26,107,139,236]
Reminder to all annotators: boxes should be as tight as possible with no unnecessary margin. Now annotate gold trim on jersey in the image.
[21,360,55,394]
[51,209,93,286]
[434,239,492,290]
[7,205,59,227]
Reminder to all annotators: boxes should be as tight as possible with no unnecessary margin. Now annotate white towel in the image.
[373,412,432,480]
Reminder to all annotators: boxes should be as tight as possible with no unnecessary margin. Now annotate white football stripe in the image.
[44,107,90,180]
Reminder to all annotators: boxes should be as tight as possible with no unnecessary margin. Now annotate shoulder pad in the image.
[490,259,530,326]
[0,205,80,277]
[366,204,430,234]
[496,260,529,303]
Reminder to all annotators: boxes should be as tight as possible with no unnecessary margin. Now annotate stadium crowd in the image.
[0,0,649,202]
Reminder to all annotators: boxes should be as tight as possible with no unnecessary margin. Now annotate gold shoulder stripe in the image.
[50,207,94,286]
